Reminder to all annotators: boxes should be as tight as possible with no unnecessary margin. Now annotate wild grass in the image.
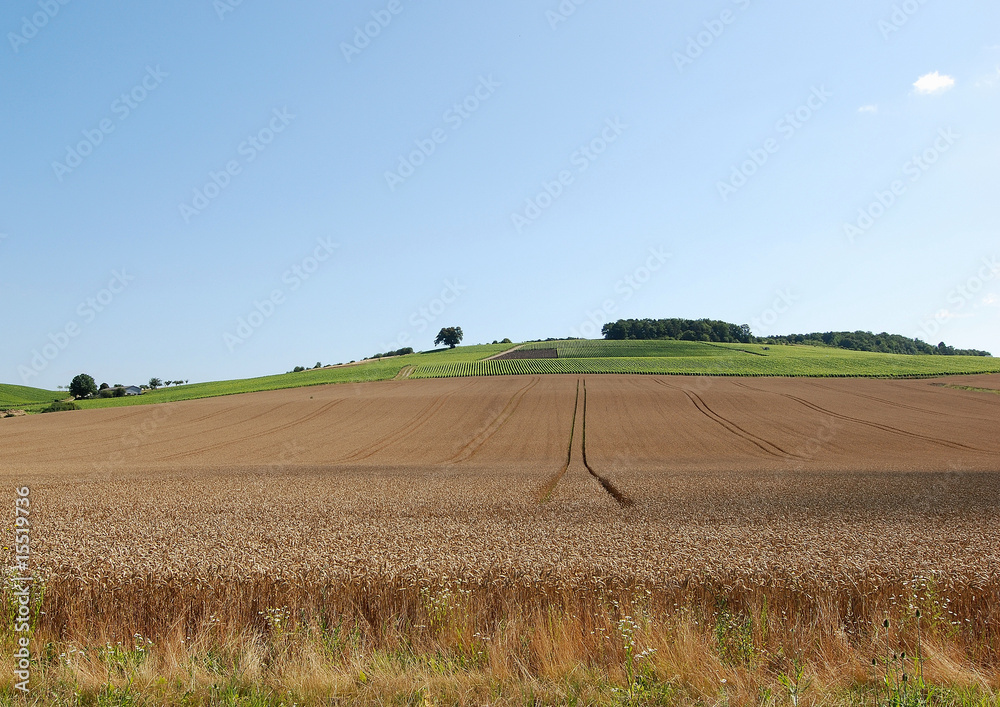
[2,573,998,705]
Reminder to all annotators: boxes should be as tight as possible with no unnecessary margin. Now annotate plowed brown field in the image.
[5,373,1000,702]
[4,374,999,595]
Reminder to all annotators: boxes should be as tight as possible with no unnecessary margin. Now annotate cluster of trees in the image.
[67,374,190,399]
[97,382,127,398]
[602,318,752,343]
[369,347,414,360]
[756,332,991,356]
[600,319,991,357]
[291,363,325,373]
[147,378,188,388]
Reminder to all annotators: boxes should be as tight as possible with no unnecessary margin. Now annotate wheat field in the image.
[2,374,999,704]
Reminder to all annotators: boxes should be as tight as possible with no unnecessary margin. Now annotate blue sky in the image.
[2,1,998,389]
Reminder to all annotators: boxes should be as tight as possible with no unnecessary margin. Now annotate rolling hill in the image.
[1,339,986,414]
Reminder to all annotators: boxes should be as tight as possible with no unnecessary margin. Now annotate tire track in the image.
[159,402,296,449]
[336,380,477,463]
[734,381,991,453]
[449,377,539,463]
[253,399,347,440]
[537,379,580,502]
[580,380,634,507]
[393,366,415,380]
[656,379,800,460]
[158,400,331,461]
[806,380,985,421]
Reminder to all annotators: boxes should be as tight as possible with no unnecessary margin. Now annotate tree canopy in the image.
[601,318,991,356]
[435,327,464,349]
[69,373,98,399]
[756,331,990,356]
[602,318,752,344]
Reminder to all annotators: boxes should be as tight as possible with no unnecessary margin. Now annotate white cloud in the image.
[913,71,956,94]
[983,293,999,307]
[857,104,878,113]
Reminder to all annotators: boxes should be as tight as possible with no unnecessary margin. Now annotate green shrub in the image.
[41,401,79,414]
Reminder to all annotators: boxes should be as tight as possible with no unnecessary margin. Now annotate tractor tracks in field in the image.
[580,381,634,507]
[448,377,540,463]
[656,379,803,461]
[539,379,633,508]
[159,400,339,461]
[732,381,992,454]
[537,380,580,502]
[336,380,478,463]
[808,380,986,421]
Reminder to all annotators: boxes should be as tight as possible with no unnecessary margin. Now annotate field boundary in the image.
[482,343,528,360]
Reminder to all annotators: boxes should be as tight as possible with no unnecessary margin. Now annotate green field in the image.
[520,339,725,358]
[71,344,512,411]
[6,340,1000,414]
[411,341,1000,379]
[0,383,64,411]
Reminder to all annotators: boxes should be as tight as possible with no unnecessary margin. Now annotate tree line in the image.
[602,318,752,343]
[754,331,991,356]
[601,318,991,356]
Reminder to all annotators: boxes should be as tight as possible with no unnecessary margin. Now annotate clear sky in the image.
[2,1,998,389]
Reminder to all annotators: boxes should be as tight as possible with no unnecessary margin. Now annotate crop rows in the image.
[520,339,721,358]
[411,353,1000,379]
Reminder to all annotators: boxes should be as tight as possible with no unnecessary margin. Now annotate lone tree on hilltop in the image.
[435,327,464,349]
[148,377,162,390]
[69,374,98,399]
